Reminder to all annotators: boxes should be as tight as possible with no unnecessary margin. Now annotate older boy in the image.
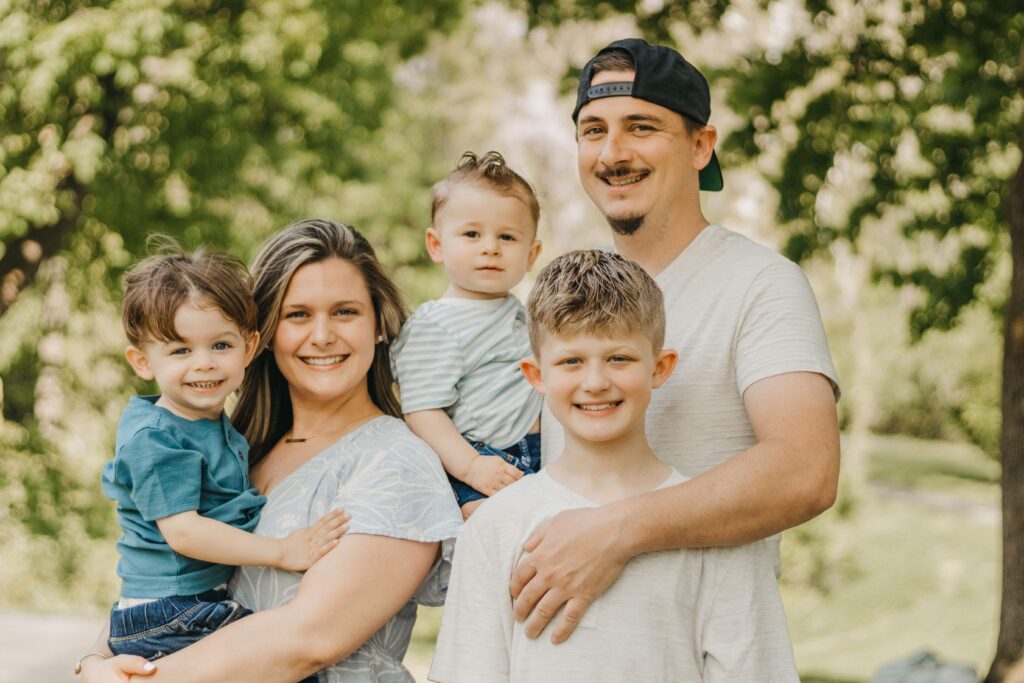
[429,251,798,682]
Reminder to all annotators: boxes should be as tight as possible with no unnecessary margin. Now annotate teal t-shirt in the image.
[101,396,265,598]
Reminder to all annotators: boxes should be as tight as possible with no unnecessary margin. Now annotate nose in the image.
[192,348,216,371]
[580,363,611,393]
[598,128,632,169]
[310,313,335,346]
[480,234,500,255]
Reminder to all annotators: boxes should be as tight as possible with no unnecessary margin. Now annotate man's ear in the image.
[651,348,678,389]
[527,239,542,269]
[125,345,155,381]
[693,124,718,170]
[425,227,445,265]
[243,331,261,366]
[520,356,546,394]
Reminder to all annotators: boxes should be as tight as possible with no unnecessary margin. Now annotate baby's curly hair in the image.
[430,151,540,231]
[527,250,665,355]
[121,236,257,347]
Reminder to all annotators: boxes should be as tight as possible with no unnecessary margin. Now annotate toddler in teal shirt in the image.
[99,242,346,669]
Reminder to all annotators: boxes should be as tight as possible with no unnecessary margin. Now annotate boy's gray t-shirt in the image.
[429,470,798,682]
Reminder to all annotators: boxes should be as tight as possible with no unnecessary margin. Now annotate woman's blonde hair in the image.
[232,219,407,462]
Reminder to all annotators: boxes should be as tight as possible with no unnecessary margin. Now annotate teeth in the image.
[607,175,645,186]
[188,380,222,389]
[576,402,620,411]
[302,355,345,366]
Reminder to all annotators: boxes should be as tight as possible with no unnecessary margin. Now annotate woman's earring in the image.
[376,334,384,344]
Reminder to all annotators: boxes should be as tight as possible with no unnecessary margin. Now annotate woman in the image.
[83,219,463,682]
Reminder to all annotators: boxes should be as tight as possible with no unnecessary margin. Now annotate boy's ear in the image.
[520,356,546,394]
[425,228,445,265]
[651,348,678,389]
[125,345,155,381]
[243,331,262,366]
[527,239,542,269]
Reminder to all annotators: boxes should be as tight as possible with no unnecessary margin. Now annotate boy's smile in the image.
[125,299,258,421]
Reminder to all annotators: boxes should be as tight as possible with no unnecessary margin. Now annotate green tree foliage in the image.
[0,0,460,607]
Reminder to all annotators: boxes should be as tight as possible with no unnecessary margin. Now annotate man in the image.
[510,37,841,643]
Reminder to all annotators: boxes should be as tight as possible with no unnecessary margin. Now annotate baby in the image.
[97,242,345,671]
[392,152,543,515]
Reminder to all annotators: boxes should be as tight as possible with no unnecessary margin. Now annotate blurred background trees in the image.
[1,0,1019,680]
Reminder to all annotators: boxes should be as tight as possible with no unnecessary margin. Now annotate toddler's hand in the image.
[278,508,350,572]
[464,455,523,496]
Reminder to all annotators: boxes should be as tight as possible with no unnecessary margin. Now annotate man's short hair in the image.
[527,250,665,354]
[588,48,703,137]
[121,237,257,347]
[430,151,540,231]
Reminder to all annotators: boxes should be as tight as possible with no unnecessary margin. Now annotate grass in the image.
[404,433,1002,682]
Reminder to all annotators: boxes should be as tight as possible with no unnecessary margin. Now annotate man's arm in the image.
[510,371,839,642]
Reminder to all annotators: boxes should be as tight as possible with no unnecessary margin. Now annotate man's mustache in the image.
[595,165,651,181]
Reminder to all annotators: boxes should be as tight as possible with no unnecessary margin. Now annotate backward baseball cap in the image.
[573,38,724,192]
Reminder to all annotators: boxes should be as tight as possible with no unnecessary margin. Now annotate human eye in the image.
[212,341,233,351]
[283,310,308,320]
[609,354,633,363]
[499,233,517,242]
[333,307,358,317]
[169,346,189,356]
[558,357,582,366]
[580,125,605,138]
[463,230,480,238]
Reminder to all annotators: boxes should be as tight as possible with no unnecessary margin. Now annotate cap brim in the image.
[699,150,724,192]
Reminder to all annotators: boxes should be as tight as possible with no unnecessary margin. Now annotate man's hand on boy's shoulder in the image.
[509,503,631,644]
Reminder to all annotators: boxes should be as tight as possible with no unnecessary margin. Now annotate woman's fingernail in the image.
[144,662,156,671]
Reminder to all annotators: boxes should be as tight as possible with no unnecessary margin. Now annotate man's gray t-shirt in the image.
[541,225,840,561]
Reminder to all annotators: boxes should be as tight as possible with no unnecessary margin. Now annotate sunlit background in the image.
[1,1,1020,681]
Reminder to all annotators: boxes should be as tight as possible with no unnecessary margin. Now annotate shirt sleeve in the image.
[117,427,205,521]
[392,314,465,413]
[734,260,840,400]
[429,516,512,682]
[700,541,799,682]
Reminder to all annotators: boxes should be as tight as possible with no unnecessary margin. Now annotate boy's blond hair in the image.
[121,237,257,348]
[527,250,665,354]
[430,151,540,230]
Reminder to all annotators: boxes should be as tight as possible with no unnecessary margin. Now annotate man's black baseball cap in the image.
[573,38,724,192]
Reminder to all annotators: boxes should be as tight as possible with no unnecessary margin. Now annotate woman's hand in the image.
[79,654,155,682]
[277,508,350,572]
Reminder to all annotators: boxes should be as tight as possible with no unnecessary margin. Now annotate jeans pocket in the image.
[178,598,251,634]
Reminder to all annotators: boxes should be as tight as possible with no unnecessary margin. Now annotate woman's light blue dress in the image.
[230,416,463,682]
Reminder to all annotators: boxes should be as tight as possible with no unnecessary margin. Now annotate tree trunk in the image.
[985,50,1024,683]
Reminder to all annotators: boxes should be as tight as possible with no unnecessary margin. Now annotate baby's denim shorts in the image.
[108,586,251,660]
[450,431,542,507]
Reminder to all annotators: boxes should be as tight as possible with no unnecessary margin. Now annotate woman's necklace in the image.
[283,412,380,444]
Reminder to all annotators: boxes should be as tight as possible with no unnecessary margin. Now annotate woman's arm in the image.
[94,533,438,683]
